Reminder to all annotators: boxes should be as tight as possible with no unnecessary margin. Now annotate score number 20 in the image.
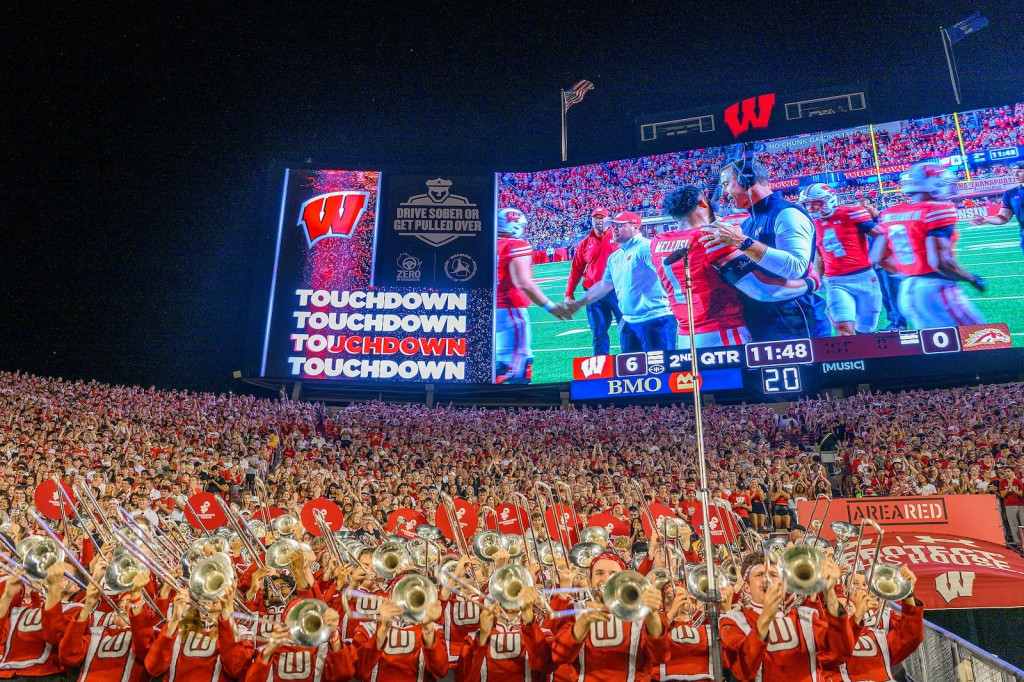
[761,366,803,394]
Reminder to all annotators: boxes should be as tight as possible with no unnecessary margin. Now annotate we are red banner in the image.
[796,495,1004,545]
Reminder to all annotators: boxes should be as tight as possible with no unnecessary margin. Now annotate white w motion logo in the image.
[580,356,607,378]
[935,571,975,603]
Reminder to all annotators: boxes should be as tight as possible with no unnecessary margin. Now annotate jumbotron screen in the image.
[261,102,1023,391]
[495,101,1024,391]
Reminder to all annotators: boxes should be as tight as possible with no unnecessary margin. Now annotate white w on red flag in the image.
[562,79,594,111]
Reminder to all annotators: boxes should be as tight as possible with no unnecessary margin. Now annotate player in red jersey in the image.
[720,551,854,682]
[870,163,986,330]
[802,184,884,335]
[551,552,669,682]
[656,187,822,349]
[495,208,570,384]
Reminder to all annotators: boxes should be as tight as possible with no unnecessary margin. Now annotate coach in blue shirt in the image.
[971,162,1024,253]
[700,157,830,341]
[566,211,676,352]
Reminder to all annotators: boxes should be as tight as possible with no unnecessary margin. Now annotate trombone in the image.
[802,494,832,546]
[439,492,472,560]
[27,510,127,619]
[509,491,539,568]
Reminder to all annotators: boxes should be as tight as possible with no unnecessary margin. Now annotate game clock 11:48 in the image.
[744,339,814,367]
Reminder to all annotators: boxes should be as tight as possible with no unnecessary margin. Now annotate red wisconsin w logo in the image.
[298,192,370,246]
[724,94,776,138]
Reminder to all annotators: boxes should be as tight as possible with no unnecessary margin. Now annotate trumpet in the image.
[830,521,860,567]
[27,510,125,618]
[488,563,533,611]
[856,519,912,625]
[471,530,509,563]
[265,538,301,571]
[579,525,610,549]
[602,570,651,622]
[271,514,300,538]
[372,542,410,581]
[286,598,334,647]
[776,544,827,615]
[568,541,603,570]
[189,553,235,602]
[392,573,437,624]
[685,562,729,604]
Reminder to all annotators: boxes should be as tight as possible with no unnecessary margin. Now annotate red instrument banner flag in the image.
[543,504,582,546]
[436,497,478,542]
[184,492,228,530]
[490,504,529,535]
[689,504,739,545]
[34,479,76,520]
[641,502,678,539]
[796,495,1004,545]
[300,498,345,537]
[587,512,630,538]
[388,508,427,539]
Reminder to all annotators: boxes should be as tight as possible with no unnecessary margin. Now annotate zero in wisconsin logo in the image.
[297,192,371,246]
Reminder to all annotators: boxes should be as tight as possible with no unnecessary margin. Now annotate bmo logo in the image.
[608,377,662,395]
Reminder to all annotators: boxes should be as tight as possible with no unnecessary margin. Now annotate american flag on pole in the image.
[562,79,594,112]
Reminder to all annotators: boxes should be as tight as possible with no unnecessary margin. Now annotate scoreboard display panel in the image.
[569,323,1018,400]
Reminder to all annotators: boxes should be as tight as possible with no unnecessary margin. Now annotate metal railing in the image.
[901,616,1024,682]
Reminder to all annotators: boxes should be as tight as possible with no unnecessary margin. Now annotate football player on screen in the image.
[494,207,569,384]
[802,183,884,335]
[655,186,822,349]
[870,163,987,330]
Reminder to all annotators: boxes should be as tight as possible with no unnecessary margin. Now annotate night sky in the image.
[2,2,1020,394]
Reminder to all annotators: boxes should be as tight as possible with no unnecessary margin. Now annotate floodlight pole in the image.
[560,91,568,163]
[940,28,961,105]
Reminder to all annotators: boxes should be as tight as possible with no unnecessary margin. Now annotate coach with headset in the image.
[700,154,830,341]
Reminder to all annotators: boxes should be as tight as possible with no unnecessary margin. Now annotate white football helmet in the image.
[900,162,958,200]
[800,183,839,219]
[497,208,528,239]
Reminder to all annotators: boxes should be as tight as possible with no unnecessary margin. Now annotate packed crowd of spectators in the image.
[2,370,1022,545]
[498,103,1024,250]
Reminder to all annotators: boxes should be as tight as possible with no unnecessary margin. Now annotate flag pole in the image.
[560,90,568,163]
[940,27,961,105]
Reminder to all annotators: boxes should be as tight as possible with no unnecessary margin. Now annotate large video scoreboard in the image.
[570,324,1018,400]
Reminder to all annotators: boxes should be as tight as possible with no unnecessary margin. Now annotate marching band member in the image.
[241,604,354,682]
[824,567,923,682]
[720,551,854,682]
[351,575,449,682]
[454,584,557,682]
[654,580,734,682]
[58,563,156,682]
[551,552,670,682]
[439,555,485,675]
[0,561,81,681]
[143,586,255,682]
